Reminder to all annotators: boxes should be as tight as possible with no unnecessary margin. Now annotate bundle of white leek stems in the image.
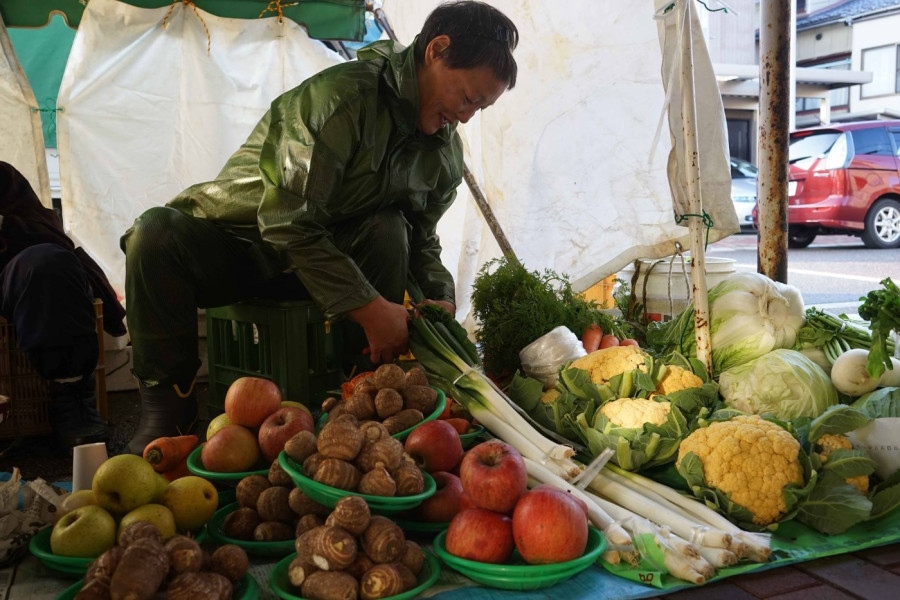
[409,312,771,585]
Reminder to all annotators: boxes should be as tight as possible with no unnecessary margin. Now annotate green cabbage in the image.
[718,349,839,419]
[648,272,806,375]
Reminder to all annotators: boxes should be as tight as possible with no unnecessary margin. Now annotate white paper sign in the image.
[847,417,900,480]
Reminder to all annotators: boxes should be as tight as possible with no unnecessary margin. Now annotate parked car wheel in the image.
[788,228,817,249]
[861,198,900,249]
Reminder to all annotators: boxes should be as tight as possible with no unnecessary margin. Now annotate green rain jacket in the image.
[168,39,464,319]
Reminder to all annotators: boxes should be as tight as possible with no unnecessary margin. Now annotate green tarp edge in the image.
[0,0,366,41]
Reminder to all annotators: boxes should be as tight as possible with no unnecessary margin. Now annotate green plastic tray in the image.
[185,445,269,483]
[268,547,441,600]
[432,527,606,590]
[278,452,436,515]
[30,524,208,578]
[459,423,486,448]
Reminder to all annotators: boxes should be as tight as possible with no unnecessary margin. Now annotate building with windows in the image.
[705,0,900,164]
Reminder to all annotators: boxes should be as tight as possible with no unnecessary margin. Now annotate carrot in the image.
[581,324,604,353]
[444,418,471,435]
[143,434,199,473]
[341,370,376,399]
[599,334,620,349]
[160,456,190,481]
[437,398,454,420]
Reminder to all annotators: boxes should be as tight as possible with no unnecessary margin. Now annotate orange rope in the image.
[161,0,212,55]
[258,1,300,24]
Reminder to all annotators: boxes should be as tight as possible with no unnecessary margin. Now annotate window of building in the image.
[861,45,898,98]
[795,57,851,112]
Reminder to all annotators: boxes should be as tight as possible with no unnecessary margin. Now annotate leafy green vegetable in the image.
[647,272,805,375]
[795,471,873,535]
[793,307,892,364]
[858,277,900,379]
[851,386,900,418]
[718,349,839,420]
[470,257,620,379]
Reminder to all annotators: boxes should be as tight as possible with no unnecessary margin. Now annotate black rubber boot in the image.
[126,378,199,455]
[48,375,109,450]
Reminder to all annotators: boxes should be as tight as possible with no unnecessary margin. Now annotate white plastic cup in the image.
[72,442,109,492]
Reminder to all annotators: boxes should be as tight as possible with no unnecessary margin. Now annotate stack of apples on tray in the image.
[445,440,590,565]
[50,454,219,558]
[203,376,316,471]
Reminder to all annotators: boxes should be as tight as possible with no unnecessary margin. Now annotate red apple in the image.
[530,483,589,517]
[512,487,589,564]
[458,491,477,513]
[201,424,261,473]
[413,471,463,523]
[224,376,282,428]
[445,508,514,564]
[404,420,464,474]
[458,440,527,515]
[258,406,316,463]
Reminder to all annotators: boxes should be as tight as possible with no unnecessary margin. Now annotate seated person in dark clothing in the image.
[0,161,127,449]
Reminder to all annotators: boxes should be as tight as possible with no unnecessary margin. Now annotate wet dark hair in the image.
[415,1,519,89]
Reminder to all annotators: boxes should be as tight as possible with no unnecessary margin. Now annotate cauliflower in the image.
[677,415,805,526]
[600,397,671,428]
[656,365,704,396]
[540,389,561,404]
[814,433,870,494]
[570,346,648,384]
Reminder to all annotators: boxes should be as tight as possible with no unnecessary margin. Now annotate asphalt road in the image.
[707,233,900,317]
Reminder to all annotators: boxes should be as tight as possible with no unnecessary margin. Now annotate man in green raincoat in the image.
[120,0,519,454]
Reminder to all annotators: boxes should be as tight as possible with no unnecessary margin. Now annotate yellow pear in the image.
[117,503,177,541]
[160,476,219,532]
[206,413,232,441]
[92,454,159,516]
[54,489,96,522]
[51,505,116,558]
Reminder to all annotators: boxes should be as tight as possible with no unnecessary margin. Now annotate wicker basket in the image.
[0,300,107,441]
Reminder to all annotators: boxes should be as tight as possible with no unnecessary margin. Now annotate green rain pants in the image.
[120,206,410,387]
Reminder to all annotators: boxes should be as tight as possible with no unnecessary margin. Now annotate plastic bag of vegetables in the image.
[648,272,805,375]
[718,348,839,420]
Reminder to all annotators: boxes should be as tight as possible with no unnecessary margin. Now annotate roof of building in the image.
[797,0,900,30]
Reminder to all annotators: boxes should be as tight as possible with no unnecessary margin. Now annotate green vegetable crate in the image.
[205,299,344,415]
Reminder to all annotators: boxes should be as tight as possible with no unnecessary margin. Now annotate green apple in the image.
[160,475,219,532]
[281,400,313,419]
[92,454,160,516]
[118,503,177,542]
[54,489,96,523]
[206,413,232,441]
[50,505,116,558]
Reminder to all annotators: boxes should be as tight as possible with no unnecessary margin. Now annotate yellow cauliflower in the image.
[814,434,869,494]
[570,346,648,385]
[600,397,671,428]
[677,415,804,526]
[540,389,561,404]
[656,365,704,396]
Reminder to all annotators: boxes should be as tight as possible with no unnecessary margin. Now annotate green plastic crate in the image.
[205,299,344,415]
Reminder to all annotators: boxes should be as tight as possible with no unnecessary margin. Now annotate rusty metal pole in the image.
[757,1,792,283]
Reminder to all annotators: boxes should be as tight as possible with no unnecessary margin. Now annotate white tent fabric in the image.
[0,15,52,207]
[385,0,737,325]
[55,0,342,295]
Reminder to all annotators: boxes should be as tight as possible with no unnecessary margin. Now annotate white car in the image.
[731,157,758,232]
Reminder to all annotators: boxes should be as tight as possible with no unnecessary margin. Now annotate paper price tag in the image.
[847,417,900,480]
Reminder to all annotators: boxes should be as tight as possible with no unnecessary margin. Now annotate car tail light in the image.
[831,168,848,199]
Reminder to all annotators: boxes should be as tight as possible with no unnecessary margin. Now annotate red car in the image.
[754,120,900,249]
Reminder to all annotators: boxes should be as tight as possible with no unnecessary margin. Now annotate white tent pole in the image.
[677,0,712,376]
